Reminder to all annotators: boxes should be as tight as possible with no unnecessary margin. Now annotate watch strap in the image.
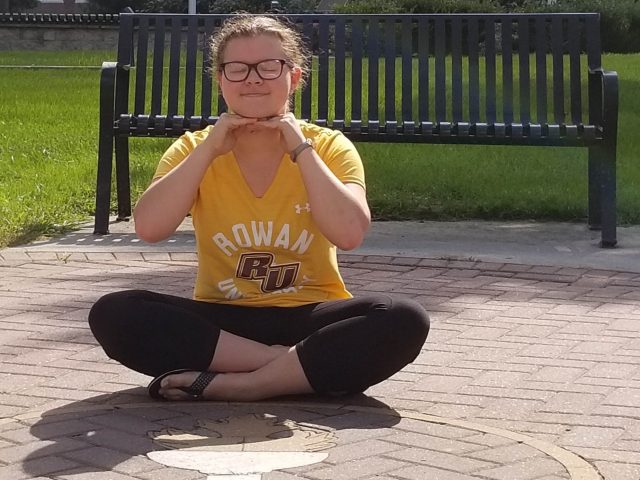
[290,138,313,162]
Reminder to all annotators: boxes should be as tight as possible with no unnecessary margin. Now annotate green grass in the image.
[1,52,639,248]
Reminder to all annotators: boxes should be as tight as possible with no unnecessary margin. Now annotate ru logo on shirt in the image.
[294,203,311,214]
[236,252,300,293]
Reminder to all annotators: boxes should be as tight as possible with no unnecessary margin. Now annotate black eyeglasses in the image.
[219,59,291,82]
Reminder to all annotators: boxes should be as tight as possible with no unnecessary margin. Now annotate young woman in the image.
[89,15,429,402]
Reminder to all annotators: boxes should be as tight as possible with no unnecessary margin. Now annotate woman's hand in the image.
[253,113,307,153]
[135,114,256,242]
[253,113,371,250]
[204,112,260,157]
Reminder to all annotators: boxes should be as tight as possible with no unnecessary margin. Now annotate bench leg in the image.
[94,130,114,235]
[589,145,617,248]
[115,136,132,221]
[587,147,602,231]
[94,61,118,235]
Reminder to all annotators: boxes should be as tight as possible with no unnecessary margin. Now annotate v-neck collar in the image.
[230,153,289,200]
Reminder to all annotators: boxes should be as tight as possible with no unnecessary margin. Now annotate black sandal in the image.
[148,368,218,400]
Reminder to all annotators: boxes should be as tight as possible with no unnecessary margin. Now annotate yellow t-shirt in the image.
[153,121,366,307]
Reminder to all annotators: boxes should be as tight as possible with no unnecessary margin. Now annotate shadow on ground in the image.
[22,389,401,478]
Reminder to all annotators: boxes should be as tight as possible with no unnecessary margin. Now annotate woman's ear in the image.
[290,66,302,92]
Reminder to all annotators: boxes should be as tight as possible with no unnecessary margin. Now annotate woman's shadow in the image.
[22,387,402,478]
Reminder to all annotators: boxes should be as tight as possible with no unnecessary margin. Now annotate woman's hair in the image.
[209,15,310,89]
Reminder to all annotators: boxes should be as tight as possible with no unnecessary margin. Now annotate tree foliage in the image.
[336,0,640,52]
[1,0,39,12]
[85,0,147,13]
[83,0,639,51]
[85,0,318,13]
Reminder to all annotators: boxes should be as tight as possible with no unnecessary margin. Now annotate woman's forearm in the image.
[296,149,371,250]
[134,142,218,242]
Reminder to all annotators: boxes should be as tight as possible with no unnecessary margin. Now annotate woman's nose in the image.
[245,66,263,83]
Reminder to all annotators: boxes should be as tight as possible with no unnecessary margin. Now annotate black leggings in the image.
[88,290,429,394]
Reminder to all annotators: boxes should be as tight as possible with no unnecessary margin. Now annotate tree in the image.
[85,0,148,13]
[86,0,317,13]
[1,0,39,12]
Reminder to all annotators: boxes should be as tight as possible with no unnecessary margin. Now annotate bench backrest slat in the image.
[568,16,582,125]
[350,17,363,124]
[551,16,565,124]
[586,16,602,127]
[535,16,548,125]
[167,16,182,117]
[150,17,165,117]
[451,17,463,122]
[334,17,346,124]
[418,17,429,122]
[518,17,531,124]
[201,16,215,118]
[300,18,313,121]
[214,17,227,115]
[133,15,149,115]
[585,15,601,70]
[384,17,396,125]
[116,14,134,119]
[184,15,199,117]
[435,18,446,121]
[485,18,497,124]
[468,18,480,123]
[317,16,330,124]
[367,18,380,128]
[502,17,514,124]
[401,17,413,124]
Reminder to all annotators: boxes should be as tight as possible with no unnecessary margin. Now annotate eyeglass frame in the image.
[218,59,292,82]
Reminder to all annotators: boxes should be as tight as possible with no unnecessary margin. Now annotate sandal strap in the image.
[180,371,217,399]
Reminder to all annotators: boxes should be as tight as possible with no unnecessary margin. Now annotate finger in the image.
[226,116,259,127]
[254,119,281,129]
[219,113,258,125]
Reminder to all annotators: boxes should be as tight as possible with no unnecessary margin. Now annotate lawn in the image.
[0,51,639,248]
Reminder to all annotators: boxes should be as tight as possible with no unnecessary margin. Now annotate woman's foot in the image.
[156,370,221,400]
[153,344,293,401]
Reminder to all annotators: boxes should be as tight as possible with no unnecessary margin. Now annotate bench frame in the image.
[95,12,619,247]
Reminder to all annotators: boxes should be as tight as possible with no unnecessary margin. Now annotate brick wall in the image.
[0,24,118,50]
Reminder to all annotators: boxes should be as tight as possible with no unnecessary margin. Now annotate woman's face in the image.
[218,34,301,119]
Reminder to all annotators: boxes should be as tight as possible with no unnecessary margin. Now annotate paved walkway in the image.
[1,219,639,480]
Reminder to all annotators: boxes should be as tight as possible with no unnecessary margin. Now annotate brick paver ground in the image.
[1,222,639,480]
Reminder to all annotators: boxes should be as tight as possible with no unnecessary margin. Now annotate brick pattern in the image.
[1,251,640,479]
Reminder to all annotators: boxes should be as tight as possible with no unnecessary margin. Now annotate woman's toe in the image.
[159,371,199,398]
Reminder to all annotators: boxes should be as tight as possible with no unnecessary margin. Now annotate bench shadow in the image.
[22,389,401,478]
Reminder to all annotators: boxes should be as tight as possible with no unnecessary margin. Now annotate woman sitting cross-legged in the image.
[88,14,430,402]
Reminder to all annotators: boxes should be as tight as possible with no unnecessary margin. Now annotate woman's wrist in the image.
[290,138,314,162]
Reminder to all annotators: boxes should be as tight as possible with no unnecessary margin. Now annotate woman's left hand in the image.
[254,113,307,153]
[253,114,370,251]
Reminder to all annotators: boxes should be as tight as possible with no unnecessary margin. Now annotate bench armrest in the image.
[99,62,120,128]
[588,68,619,144]
[99,61,130,98]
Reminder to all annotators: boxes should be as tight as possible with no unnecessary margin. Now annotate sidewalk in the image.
[1,219,639,480]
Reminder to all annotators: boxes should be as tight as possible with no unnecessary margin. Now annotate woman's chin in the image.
[232,106,282,119]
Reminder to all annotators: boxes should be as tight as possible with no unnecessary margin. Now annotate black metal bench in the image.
[95,12,619,247]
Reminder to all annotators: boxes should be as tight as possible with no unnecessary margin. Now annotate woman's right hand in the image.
[134,113,256,242]
[204,113,258,157]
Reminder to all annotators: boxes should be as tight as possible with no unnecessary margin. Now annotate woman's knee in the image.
[390,297,430,340]
[88,289,150,342]
[363,294,429,332]
[373,296,430,359]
